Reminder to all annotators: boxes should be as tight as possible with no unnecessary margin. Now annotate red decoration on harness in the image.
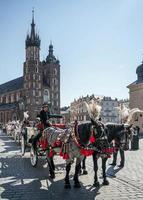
[59,149,63,157]
[90,136,96,143]
[40,139,48,150]
[59,150,69,160]
[101,147,117,154]
[80,148,94,156]
[59,143,70,160]
[49,149,54,157]
[53,140,62,147]
[63,153,69,160]
[52,124,66,129]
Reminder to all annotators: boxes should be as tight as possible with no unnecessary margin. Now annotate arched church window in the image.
[36,67,38,73]
[43,89,50,103]
[54,68,57,75]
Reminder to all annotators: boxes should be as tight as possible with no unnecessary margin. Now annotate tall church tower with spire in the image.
[0,11,61,123]
[23,10,60,120]
[23,10,43,120]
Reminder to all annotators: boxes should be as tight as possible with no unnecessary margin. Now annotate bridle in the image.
[116,128,132,150]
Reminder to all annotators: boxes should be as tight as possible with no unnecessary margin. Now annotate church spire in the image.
[25,10,40,48]
[49,41,53,56]
[31,9,35,40]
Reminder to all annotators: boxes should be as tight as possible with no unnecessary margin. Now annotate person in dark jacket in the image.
[32,103,51,150]
[32,103,63,150]
[39,103,52,128]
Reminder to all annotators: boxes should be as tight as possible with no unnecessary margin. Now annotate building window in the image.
[39,91,41,97]
[16,93,19,101]
[35,90,39,97]
[26,67,28,74]
[27,98,30,104]
[36,67,38,73]
[43,89,50,103]
[33,90,35,96]
[54,68,57,75]
[38,83,41,89]
[11,94,14,103]
[6,96,9,103]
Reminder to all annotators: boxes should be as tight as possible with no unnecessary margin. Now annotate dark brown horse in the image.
[81,122,134,187]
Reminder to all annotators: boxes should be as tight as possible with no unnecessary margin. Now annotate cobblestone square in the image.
[1,130,143,199]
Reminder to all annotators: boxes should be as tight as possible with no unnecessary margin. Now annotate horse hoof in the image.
[64,184,71,189]
[103,180,109,185]
[74,182,81,188]
[83,170,88,175]
[93,181,100,187]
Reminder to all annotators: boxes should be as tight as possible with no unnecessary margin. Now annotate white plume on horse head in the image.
[84,99,101,120]
[23,111,29,120]
[127,108,143,125]
[115,104,130,123]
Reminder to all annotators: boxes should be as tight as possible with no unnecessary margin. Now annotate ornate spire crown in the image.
[25,9,41,48]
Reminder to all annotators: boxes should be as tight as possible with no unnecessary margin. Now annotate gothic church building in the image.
[0,12,60,123]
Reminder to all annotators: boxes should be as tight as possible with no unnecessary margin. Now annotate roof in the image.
[127,80,138,88]
[0,103,18,111]
[0,77,23,95]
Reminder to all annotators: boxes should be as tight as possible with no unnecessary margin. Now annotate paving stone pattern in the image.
[0,130,143,200]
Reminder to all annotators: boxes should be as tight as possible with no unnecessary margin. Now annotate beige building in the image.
[70,95,121,123]
[100,97,119,123]
[127,61,143,132]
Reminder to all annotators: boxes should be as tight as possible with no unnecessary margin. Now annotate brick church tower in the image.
[42,42,60,115]
[0,11,61,123]
[23,11,43,120]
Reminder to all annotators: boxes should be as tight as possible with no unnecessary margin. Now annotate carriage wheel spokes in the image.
[30,147,38,167]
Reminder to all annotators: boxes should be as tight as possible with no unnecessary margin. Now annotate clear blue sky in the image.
[0,0,143,107]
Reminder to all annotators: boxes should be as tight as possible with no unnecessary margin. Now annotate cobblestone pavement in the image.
[0,130,143,200]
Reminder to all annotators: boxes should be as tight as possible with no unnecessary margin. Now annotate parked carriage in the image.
[30,123,66,167]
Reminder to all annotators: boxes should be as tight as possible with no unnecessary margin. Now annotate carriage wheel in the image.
[21,135,26,156]
[30,147,38,167]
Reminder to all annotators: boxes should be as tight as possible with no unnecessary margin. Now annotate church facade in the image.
[127,61,143,131]
[0,12,60,123]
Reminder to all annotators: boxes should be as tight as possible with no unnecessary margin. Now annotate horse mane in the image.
[106,123,124,132]
[105,123,125,142]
